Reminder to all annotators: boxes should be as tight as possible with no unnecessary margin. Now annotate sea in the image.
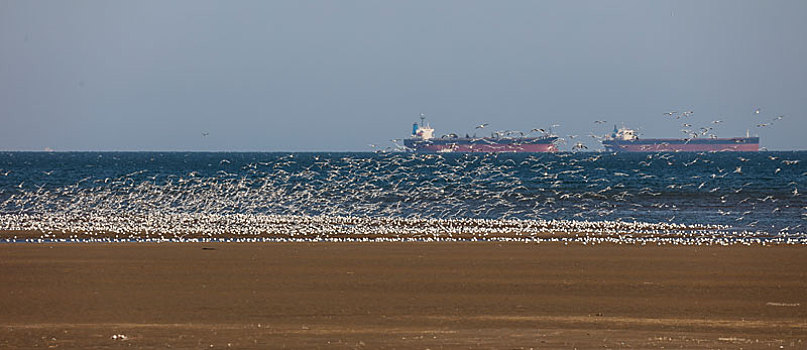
[0,151,804,243]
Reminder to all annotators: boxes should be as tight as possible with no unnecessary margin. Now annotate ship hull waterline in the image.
[602,137,759,152]
[404,137,559,153]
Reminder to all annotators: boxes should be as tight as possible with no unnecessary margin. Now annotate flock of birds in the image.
[3,212,795,245]
[0,150,803,245]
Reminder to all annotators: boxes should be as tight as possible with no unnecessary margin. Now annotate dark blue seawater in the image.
[0,151,804,235]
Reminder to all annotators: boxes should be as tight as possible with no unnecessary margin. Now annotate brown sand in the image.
[0,242,804,349]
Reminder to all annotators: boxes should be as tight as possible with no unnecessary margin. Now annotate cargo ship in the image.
[404,117,558,153]
[602,126,759,152]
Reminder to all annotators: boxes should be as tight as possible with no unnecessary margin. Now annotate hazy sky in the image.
[1,1,805,151]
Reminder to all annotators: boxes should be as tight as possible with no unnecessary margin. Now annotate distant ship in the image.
[404,117,558,153]
[602,126,759,152]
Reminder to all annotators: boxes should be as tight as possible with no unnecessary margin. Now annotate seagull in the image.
[201,132,210,137]
[572,142,588,150]
[594,120,607,124]
[475,123,489,129]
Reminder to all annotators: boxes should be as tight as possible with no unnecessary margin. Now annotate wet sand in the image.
[0,242,804,349]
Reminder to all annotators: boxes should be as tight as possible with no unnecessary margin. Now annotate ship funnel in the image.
[412,123,419,135]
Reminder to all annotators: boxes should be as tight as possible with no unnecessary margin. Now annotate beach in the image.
[0,242,804,349]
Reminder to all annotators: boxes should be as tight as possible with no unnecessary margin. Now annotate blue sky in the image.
[1,0,805,151]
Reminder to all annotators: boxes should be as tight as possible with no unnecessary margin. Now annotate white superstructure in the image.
[610,126,638,141]
[412,115,434,140]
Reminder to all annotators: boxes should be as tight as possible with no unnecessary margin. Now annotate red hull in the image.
[417,143,557,153]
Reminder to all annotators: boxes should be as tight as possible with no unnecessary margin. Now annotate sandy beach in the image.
[0,242,804,349]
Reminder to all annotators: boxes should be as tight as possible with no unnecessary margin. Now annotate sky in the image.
[1,0,806,151]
